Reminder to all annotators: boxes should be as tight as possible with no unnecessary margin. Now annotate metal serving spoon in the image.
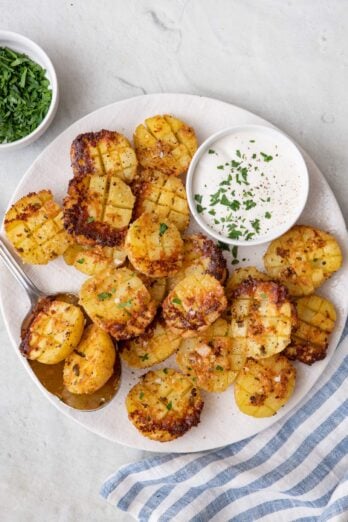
[0,237,120,411]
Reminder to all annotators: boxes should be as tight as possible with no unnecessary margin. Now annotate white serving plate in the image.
[1,93,347,453]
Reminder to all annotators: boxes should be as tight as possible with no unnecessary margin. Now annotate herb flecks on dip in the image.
[192,131,303,243]
[0,47,52,143]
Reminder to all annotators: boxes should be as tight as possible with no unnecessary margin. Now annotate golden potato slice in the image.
[63,242,127,275]
[133,114,198,176]
[120,315,181,368]
[167,234,227,291]
[79,267,157,340]
[63,324,116,394]
[284,294,336,365]
[126,368,204,441]
[264,225,343,296]
[235,355,296,417]
[20,298,85,364]
[125,213,183,278]
[71,130,138,183]
[230,279,294,359]
[176,318,246,392]
[64,174,135,247]
[163,272,227,338]
[132,169,190,232]
[4,190,72,265]
[226,266,270,302]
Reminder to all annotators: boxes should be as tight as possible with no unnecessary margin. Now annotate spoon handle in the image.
[0,237,42,305]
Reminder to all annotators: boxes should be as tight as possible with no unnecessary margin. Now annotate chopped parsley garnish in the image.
[87,216,95,223]
[166,401,173,411]
[208,148,217,155]
[208,209,216,216]
[139,353,149,362]
[236,150,241,158]
[249,139,255,143]
[231,245,238,259]
[217,165,224,170]
[172,297,182,305]
[231,259,240,265]
[251,219,261,233]
[194,194,203,203]
[215,365,224,371]
[97,292,112,301]
[163,368,168,374]
[76,258,85,264]
[117,299,132,309]
[217,241,230,252]
[139,392,144,400]
[265,211,272,219]
[260,152,273,162]
[244,200,256,210]
[196,204,206,214]
[159,223,168,236]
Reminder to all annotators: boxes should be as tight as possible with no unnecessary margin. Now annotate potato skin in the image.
[264,225,343,296]
[125,212,184,278]
[4,190,72,265]
[163,272,227,337]
[63,243,127,275]
[63,324,116,394]
[284,294,336,365]
[126,368,204,441]
[79,267,157,340]
[20,298,85,364]
[133,114,198,176]
[235,355,296,417]
[71,130,138,183]
[132,169,190,232]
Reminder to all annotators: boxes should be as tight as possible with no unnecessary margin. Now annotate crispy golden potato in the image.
[79,267,157,340]
[71,130,138,183]
[163,272,227,338]
[176,318,246,392]
[126,368,204,441]
[4,190,72,265]
[63,242,127,275]
[20,298,85,364]
[284,294,336,365]
[230,279,294,359]
[132,169,190,232]
[64,174,135,247]
[235,355,296,417]
[264,225,343,296]
[120,314,181,368]
[125,213,183,278]
[226,266,270,302]
[167,234,227,291]
[134,114,198,176]
[63,324,116,394]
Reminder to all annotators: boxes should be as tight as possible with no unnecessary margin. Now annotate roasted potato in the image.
[79,267,157,340]
[133,114,198,176]
[126,368,204,441]
[120,314,181,368]
[64,174,135,247]
[230,278,294,359]
[264,225,343,296]
[4,190,72,264]
[132,169,190,232]
[284,294,336,364]
[176,318,246,392]
[234,355,296,417]
[20,298,85,364]
[167,234,227,291]
[125,213,183,278]
[226,266,270,302]
[63,242,127,275]
[63,324,116,394]
[163,272,227,338]
[71,130,138,183]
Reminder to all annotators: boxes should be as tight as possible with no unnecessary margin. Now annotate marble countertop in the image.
[1,1,347,520]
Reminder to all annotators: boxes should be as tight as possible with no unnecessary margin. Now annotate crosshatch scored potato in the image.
[4,190,72,264]
[126,368,204,442]
[20,298,85,364]
[120,314,181,368]
[176,318,246,392]
[284,294,336,365]
[132,169,190,232]
[234,355,296,417]
[163,272,227,337]
[264,225,343,296]
[134,114,198,176]
[63,242,127,275]
[79,267,157,340]
[63,324,116,394]
[125,213,184,278]
[225,266,270,302]
[230,278,294,359]
[71,130,138,183]
[167,233,227,291]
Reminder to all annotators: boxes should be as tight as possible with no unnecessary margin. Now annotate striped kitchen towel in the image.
[101,320,348,522]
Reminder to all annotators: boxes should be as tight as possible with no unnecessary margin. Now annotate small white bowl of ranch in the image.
[186,124,309,246]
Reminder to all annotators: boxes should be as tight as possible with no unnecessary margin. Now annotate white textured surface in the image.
[0,1,347,521]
